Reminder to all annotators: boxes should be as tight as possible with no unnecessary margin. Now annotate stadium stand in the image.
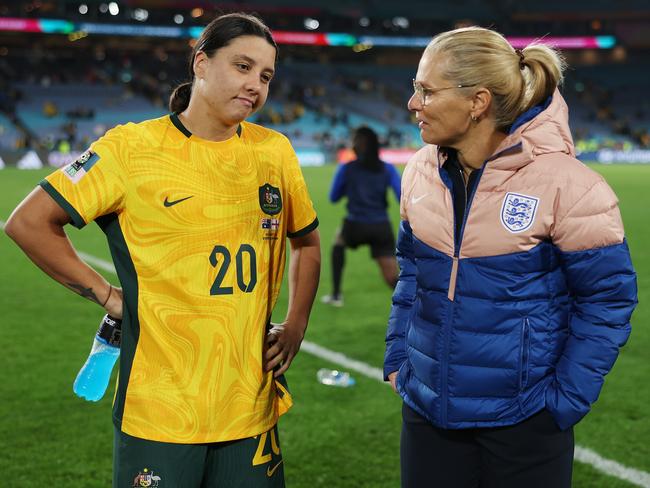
[1,0,649,161]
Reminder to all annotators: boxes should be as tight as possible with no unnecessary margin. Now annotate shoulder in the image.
[384,161,400,175]
[534,154,603,189]
[242,121,292,148]
[529,154,617,217]
[96,116,164,150]
[531,154,609,197]
[402,145,438,184]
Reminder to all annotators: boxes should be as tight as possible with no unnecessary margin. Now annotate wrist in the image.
[284,316,308,333]
[103,285,123,319]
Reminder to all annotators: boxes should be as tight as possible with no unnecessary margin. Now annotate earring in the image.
[471,114,477,122]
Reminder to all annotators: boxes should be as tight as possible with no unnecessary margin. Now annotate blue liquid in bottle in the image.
[73,338,120,401]
[73,314,121,402]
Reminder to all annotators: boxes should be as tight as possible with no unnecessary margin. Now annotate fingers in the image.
[273,358,291,378]
[263,323,300,377]
[388,371,399,394]
[264,348,294,377]
[263,338,296,376]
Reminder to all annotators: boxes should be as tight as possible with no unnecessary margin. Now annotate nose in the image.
[244,73,262,94]
[407,93,421,112]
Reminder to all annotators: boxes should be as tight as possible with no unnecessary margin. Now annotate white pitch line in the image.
[77,251,116,274]
[1,218,649,487]
[575,447,650,488]
[300,340,386,382]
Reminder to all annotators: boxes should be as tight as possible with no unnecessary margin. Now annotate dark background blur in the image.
[1,0,649,167]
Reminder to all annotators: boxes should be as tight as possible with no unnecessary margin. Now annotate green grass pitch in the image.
[0,164,648,487]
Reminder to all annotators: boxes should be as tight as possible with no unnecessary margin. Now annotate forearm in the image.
[285,231,321,332]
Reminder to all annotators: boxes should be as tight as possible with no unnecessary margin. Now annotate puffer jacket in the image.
[384,90,637,431]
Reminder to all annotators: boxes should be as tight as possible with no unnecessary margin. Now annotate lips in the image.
[235,97,254,108]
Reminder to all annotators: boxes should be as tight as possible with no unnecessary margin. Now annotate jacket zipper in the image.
[442,164,476,424]
[441,143,521,425]
[447,167,467,301]
[445,141,522,301]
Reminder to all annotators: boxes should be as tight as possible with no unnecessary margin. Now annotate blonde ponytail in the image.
[426,27,566,130]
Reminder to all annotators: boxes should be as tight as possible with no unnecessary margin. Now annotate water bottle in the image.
[316,368,356,387]
[73,314,121,402]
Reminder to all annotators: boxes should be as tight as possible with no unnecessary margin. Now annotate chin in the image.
[420,130,439,145]
[228,111,249,125]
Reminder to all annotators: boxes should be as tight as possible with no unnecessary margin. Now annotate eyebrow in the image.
[232,54,275,76]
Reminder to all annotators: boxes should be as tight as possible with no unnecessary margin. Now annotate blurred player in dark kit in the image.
[322,126,400,307]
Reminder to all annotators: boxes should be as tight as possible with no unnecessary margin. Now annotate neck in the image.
[454,125,508,173]
[179,101,239,142]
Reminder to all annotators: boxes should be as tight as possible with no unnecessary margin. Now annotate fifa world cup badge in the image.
[62,150,99,184]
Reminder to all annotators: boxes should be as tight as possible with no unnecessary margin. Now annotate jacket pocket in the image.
[518,317,531,392]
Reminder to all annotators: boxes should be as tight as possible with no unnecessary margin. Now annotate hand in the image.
[264,321,305,378]
[103,285,123,319]
[388,371,399,394]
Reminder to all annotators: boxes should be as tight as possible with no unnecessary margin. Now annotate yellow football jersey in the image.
[42,114,318,444]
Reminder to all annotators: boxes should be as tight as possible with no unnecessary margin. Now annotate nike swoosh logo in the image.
[411,194,428,204]
[266,460,284,477]
[164,196,193,207]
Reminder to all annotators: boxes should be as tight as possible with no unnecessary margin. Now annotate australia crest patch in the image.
[259,184,282,215]
[500,192,539,233]
[132,467,161,487]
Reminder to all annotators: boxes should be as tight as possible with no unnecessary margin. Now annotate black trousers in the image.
[401,403,574,488]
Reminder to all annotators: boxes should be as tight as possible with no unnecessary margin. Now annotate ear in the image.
[471,87,492,119]
[193,51,208,80]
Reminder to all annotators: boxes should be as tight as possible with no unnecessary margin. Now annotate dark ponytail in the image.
[355,126,382,172]
[168,13,278,113]
[169,81,193,113]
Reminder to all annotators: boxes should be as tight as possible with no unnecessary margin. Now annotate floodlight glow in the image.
[78,4,88,15]
[108,2,119,16]
[0,17,620,51]
[393,17,409,29]
[133,8,148,22]
[326,33,356,46]
[596,36,616,48]
[304,18,319,30]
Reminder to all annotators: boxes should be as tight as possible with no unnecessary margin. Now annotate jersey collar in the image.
[169,113,242,139]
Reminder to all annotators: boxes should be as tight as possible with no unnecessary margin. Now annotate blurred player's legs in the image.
[376,256,398,288]
[322,228,345,306]
[323,219,398,307]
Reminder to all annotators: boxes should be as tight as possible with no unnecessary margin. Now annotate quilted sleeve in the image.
[546,179,637,430]
[384,219,418,379]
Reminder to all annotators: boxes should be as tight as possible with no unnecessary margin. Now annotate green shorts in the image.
[114,424,285,488]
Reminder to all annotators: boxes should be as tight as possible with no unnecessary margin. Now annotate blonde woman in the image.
[384,27,637,487]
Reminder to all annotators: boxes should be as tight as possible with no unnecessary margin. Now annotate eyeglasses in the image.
[412,79,476,106]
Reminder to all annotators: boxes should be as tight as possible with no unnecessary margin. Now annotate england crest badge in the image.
[259,184,282,215]
[500,192,539,233]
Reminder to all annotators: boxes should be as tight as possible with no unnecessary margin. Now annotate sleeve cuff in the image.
[287,217,319,238]
[39,180,86,229]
